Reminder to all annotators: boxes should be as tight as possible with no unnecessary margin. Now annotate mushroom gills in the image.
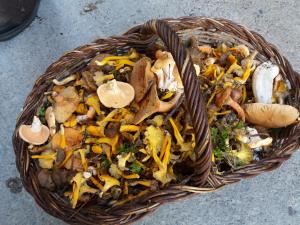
[133,80,183,124]
[97,79,135,109]
[252,61,279,104]
[19,116,50,145]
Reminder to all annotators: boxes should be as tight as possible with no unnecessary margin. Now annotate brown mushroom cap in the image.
[133,78,182,124]
[97,79,135,108]
[19,116,50,145]
[130,57,154,102]
[244,103,299,128]
[215,87,245,121]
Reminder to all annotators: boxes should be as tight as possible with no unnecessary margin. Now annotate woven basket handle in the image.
[142,20,212,184]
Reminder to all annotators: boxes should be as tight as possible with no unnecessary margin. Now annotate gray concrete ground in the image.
[0,0,299,224]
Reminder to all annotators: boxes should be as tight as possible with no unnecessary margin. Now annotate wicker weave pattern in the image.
[12,17,300,225]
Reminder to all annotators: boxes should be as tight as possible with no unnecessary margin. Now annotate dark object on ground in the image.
[0,0,40,41]
[5,177,23,193]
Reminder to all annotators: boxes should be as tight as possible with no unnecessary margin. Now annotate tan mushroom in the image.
[19,116,50,145]
[151,50,183,91]
[215,87,245,121]
[45,107,56,136]
[244,103,299,128]
[133,79,183,124]
[53,86,80,123]
[130,57,154,102]
[97,79,135,108]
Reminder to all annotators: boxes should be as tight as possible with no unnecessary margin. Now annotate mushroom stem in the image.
[31,116,42,133]
[53,74,77,86]
[108,79,120,95]
[159,91,183,112]
[76,107,96,123]
[45,107,56,136]
[225,98,245,121]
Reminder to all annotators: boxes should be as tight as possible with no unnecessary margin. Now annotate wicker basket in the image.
[12,17,300,225]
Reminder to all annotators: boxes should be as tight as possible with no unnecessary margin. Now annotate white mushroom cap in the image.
[252,61,279,103]
[19,116,50,145]
[244,103,299,128]
[97,79,135,108]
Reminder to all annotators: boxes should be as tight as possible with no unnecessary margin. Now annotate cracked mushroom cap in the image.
[97,79,135,108]
[19,116,50,145]
[244,103,299,128]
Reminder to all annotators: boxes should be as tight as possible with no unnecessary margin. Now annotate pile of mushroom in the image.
[18,40,300,206]
[18,48,195,208]
[192,40,299,170]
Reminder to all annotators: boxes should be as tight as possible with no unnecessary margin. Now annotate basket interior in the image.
[13,18,300,224]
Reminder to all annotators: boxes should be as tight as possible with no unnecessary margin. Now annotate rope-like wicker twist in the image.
[12,17,300,225]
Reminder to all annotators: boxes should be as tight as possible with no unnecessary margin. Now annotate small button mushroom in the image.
[45,106,56,136]
[130,57,154,102]
[215,87,245,121]
[244,103,299,128]
[133,79,183,124]
[97,79,135,108]
[19,116,50,145]
[252,61,279,104]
